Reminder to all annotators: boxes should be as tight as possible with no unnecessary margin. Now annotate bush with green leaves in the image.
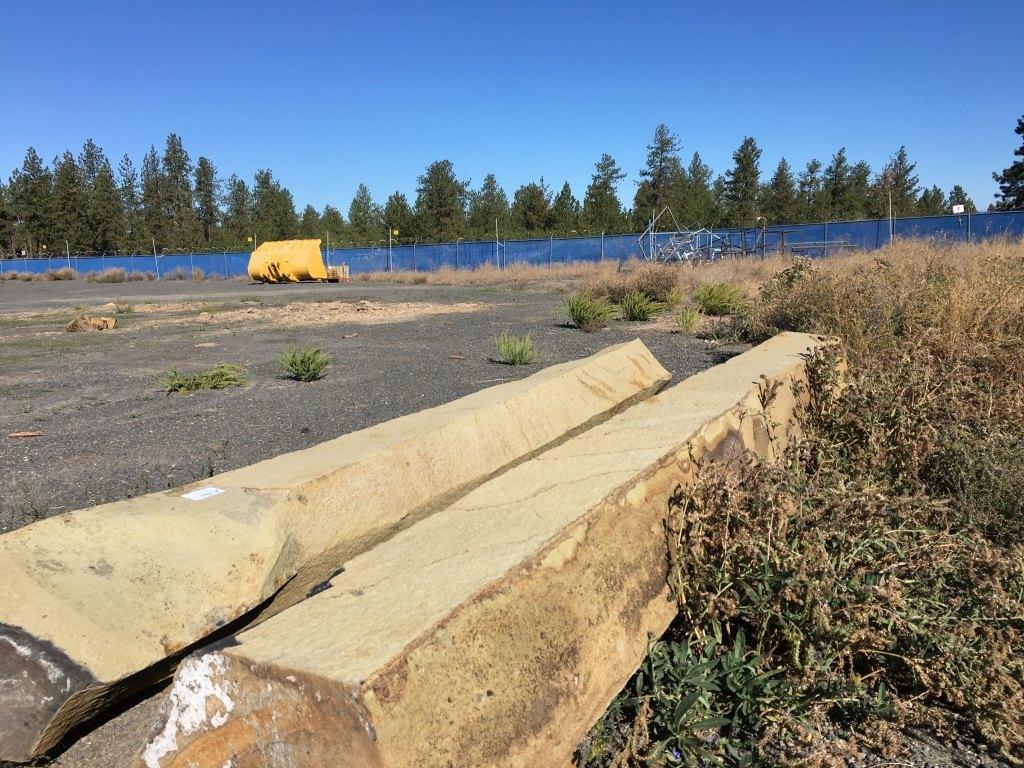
[694,282,745,315]
[566,292,616,332]
[159,364,246,394]
[619,290,664,321]
[494,332,537,365]
[280,344,330,381]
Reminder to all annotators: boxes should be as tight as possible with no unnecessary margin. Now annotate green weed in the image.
[566,292,616,332]
[159,364,246,394]
[280,344,330,381]
[494,332,537,365]
[619,290,663,321]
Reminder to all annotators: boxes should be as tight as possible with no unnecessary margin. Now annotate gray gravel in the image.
[0,279,729,533]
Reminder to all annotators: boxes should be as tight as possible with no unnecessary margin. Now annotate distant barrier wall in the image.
[3,211,1022,279]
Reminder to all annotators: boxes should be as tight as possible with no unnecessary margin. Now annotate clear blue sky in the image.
[2,0,1021,213]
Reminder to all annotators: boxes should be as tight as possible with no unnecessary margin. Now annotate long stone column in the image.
[0,340,670,764]
[137,332,829,768]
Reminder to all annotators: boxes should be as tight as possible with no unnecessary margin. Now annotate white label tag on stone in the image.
[182,486,225,501]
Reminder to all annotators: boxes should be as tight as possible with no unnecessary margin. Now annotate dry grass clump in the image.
[585,261,681,304]
[362,260,621,288]
[191,267,205,281]
[585,238,1024,767]
[41,267,78,281]
[164,266,186,280]
[85,267,127,283]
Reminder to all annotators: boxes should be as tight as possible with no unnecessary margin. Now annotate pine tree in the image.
[916,185,947,216]
[88,161,124,252]
[797,160,828,222]
[760,158,798,224]
[581,154,626,233]
[466,174,510,239]
[846,161,872,220]
[992,113,1024,211]
[723,137,762,227]
[632,124,684,228]
[194,157,219,244]
[298,204,322,239]
[78,139,105,188]
[8,147,53,254]
[549,182,580,235]
[252,169,297,241]
[511,178,551,235]
[949,185,977,214]
[383,192,415,243]
[347,183,383,245]
[161,133,200,247]
[139,146,166,249]
[118,155,141,251]
[822,148,851,218]
[870,146,919,219]
[320,205,346,247]
[51,151,89,252]
[679,153,717,227]
[414,160,468,242]
[222,175,252,248]
[0,183,13,252]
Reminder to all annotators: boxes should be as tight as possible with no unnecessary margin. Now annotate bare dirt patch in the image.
[193,298,484,328]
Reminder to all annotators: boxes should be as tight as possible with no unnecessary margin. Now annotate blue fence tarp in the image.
[3,211,1022,279]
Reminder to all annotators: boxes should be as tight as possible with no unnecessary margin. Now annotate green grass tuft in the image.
[694,281,745,315]
[566,292,616,332]
[158,364,246,395]
[675,307,702,333]
[280,344,330,381]
[618,290,664,321]
[494,332,537,365]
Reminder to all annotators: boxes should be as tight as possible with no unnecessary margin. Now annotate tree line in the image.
[2,115,1021,256]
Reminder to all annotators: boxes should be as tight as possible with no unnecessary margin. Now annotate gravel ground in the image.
[0,278,732,767]
[0,279,731,534]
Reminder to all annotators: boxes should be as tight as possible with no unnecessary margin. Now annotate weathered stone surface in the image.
[0,340,668,763]
[137,332,829,768]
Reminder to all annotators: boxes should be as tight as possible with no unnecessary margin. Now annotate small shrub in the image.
[626,263,680,303]
[675,307,701,333]
[619,290,663,321]
[191,267,205,281]
[127,270,146,281]
[17,271,35,282]
[158,364,246,394]
[494,332,537,365]
[280,344,330,381]
[0,270,17,281]
[694,281,744,315]
[91,267,126,284]
[566,292,616,332]
[662,286,684,310]
[43,267,77,281]
[143,271,157,281]
[164,266,186,281]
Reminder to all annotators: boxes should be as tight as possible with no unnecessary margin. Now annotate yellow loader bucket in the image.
[247,239,329,283]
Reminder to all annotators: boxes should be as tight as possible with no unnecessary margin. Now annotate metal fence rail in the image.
[3,211,1022,279]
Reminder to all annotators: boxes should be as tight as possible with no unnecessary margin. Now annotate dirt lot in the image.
[0,277,733,767]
